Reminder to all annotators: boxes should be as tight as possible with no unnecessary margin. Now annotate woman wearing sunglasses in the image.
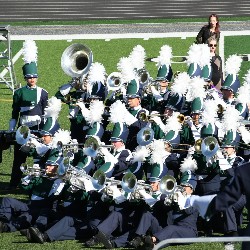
[196,13,220,44]
[208,38,223,91]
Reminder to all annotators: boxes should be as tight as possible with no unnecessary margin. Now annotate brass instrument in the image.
[201,136,219,158]
[15,125,31,145]
[142,81,160,95]
[137,68,152,87]
[102,172,137,198]
[194,138,203,154]
[136,127,154,146]
[129,180,153,200]
[20,164,45,177]
[61,43,93,78]
[106,72,123,91]
[139,112,166,122]
[159,175,186,206]
[177,114,193,124]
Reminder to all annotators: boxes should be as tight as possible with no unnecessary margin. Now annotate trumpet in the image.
[20,164,45,177]
[177,114,193,124]
[139,111,166,122]
[129,180,153,200]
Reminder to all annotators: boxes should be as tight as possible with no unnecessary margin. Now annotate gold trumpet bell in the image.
[194,138,203,153]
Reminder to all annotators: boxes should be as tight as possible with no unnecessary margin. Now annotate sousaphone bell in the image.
[61,43,93,77]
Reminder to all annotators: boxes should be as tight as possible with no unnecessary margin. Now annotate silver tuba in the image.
[61,43,93,77]
[106,72,123,91]
[201,136,219,158]
[136,127,154,146]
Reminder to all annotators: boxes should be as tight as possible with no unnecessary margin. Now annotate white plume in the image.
[52,129,71,148]
[117,57,136,83]
[235,83,250,104]
[202,99,218,126]
[44,96,62,119]
[109,100,126,123]
[149,140,170,164]
[85,100,104,125]
[156,45,173,67]
[221,105,241,133]
[225,54,242,75]
[185,76,207,102]
[170,72,190,96]
[180,155,198,173]
[22,40,38,64]
[186,43,201,66]
[199,44,211,68]
[129,45,146,70]
[132,145,150,163]
[164,112,182,134]
[88,62,107,84]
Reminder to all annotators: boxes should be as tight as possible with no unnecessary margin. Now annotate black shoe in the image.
[144,235,154,250]
[29,227,47,244]
[129,236,143,248]
[0,221,9,233]
[85,236,99,247]
[20,229,32,241]
[95,230,115,249]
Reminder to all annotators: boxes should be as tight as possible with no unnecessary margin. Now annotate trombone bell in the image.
[61,43,93,77]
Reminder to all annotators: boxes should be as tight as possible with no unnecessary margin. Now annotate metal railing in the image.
[153,236,250,250]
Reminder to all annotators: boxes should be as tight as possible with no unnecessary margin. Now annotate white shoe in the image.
[224,242,235,250]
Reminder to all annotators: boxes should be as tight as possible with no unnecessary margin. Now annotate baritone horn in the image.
[201,136,219,158]
[84,135,114,157]
[61,43,93,77]
[106,72,122,91]
[159,175,177,195]
[136,127,154,146]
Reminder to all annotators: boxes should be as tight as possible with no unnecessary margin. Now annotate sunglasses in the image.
[209,44,217,47]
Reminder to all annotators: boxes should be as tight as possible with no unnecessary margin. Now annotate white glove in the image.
[59,83,73,96]
[76,102,90,119]
[188,146,195,156]
[9,119,17,131]
[174,191,189,210]
[150,86,163,102]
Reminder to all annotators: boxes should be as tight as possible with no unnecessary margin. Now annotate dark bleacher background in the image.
[0,0,250,22]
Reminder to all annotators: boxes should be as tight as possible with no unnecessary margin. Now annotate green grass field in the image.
[0,32,249,249]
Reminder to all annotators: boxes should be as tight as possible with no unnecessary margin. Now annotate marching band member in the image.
[0,155,64,234]
[132,171,198,250]
[55,75,89,144]
[221,55,242,105]
[8,40,48,190]
[141,44,173,112]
